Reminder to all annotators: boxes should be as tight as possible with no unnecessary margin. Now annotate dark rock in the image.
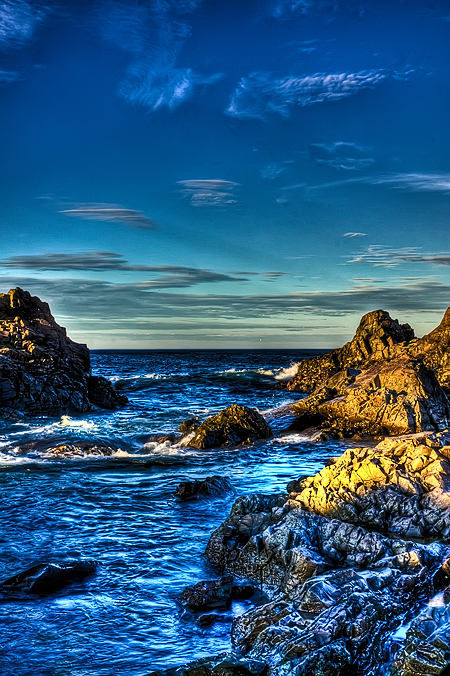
[187,405,273,450]
[0,288,127,416]
[175,476,233,501]
[197,614,233,627]
[145,653,267,676]
[0,560,97,596]
[181,575,234,609]
[231,585,255,600]
[292,356,450,437]
[178,416,200,433]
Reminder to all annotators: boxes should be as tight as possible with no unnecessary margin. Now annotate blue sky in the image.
[1,0,450,348]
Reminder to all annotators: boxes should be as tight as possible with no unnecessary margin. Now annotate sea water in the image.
[0,350,347,676]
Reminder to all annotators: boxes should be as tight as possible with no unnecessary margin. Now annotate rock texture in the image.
[291,356,450,437]
[187,404,273,450]
[181,575,234,609]
[0,288,127,416]
[287,310,414,393]
[194,433,450,675]
[147,653,268,676]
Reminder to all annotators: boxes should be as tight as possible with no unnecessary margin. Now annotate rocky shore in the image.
[0,287,127,417]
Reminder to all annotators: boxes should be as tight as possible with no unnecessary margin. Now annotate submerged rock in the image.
[292,356,450,437]
[187,405,273,450]
[175,475,233,501]
[0,288,127,416]
[0,560,97,596]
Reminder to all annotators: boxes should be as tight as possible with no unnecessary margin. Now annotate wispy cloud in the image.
[0,69,20,82]
[0,253,249,287]
[58,204,157,230]
[0,0,51,48]
[309,173,450,195]
[260,163,286,180]
[309,142,375,171]
[267,0,368,19]
[347,245,450,268]
[94,0,220,111]
[177,179,239,206]
[343,232,367,238]
[226,69,412,120]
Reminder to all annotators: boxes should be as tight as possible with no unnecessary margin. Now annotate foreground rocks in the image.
[147,653,268,676]
[0,560,97,596]
[0,288,127,416]
[173,432,450,675]
[186,405,273,450]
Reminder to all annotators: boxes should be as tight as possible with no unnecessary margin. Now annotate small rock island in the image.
[0,287,126,417]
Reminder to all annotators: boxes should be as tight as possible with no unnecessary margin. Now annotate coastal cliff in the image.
[0,287,127,416]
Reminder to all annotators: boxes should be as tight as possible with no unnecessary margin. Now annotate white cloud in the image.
[58,204,157,230]
[177,179,239,206]
[343,232,367,238]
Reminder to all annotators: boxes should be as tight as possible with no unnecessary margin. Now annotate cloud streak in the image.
[0,253,249,287]
[226,69,412,120]
[347,245,450,268]
[309,142,375,171]
[58,204,157,230]
[0,0,50,48]
[177,179,239,206]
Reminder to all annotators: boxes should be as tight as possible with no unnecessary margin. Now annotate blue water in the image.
[0,350,345,676]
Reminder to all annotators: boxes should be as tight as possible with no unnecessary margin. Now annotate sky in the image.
[1,0,450,348]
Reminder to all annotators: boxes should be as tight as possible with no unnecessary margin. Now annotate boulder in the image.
[146,653,267,676]
[187,405,273,450]
[175,476,233,501]
[181,575,234,609]
[0,560,97,596]
[287,309,414,393]
[291,356,450,437]
[178,416,200,433]
[0,288,127,416]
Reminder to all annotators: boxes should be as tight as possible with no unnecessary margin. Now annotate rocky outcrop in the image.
[181,575,234,609]
[291,356,450,437]
[0,288,127,416]
[193,433,450,675]
[186,405,273,450]
[147,653,268,676]
[0,560,97,596]
[287,310,414,393]
[175,475,233,501]
[409,307,450,395]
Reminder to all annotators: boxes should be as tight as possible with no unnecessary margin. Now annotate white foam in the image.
[60,416,96,429]
[273,363,300,381]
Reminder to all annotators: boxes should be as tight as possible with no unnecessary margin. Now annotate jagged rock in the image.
[287,309,414,393]
[181,575,234,609]
[0,560,97,596]
[178,416,200,433]
[409,307,450,395]
[291,431,450,540]
[390,597,450,674]
[175,476,233,501]
[187,405,273,450]
[291,356,450,437]
[0,288,127,415]
[146,653,268,676]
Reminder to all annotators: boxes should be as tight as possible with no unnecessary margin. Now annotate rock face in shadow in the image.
[199,433,450,676]
[0,288,127,416]
[0,560,97,596]
[187,404,273,450]
[287,310,415,393]
[291,356,450,437]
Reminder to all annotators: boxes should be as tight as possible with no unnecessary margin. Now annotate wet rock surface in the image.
[0,288,127,416]
[181,575,234,609]
[175,476,234,501]
[146,652,268,676]
[0,560,97,596]
[187,404,273,450]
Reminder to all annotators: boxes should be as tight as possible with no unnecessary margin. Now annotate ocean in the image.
[0,349,346,676]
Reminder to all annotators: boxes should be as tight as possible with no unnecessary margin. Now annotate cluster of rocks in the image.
[0,288,127,417]
[285,309,450,438]
[191,431,450,675]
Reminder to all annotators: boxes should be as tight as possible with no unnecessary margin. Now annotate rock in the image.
[291,431,450,540]
[0,560,97,596]
[181,575,234,609]
[231,585,255,600]
[187,405,273,450]
[178,416,200,433]
[145,653,268,676]
[287,309,414,393]
[409,307,450,395]
[0,288,127,416]
[197,614,233,627]
[175,476,233,501]
[292,356,450,437]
